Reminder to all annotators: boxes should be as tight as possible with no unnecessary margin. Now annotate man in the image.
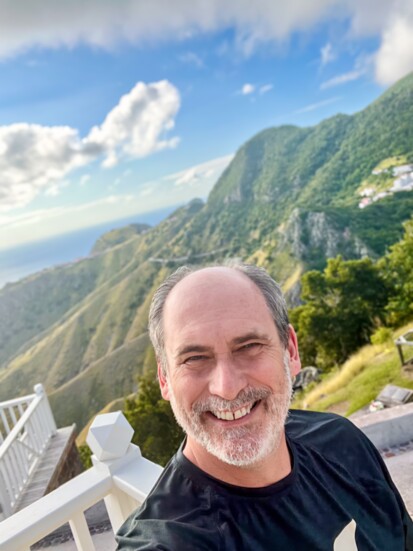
[117,264,413,550]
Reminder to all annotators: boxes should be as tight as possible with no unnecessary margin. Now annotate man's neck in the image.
[182,433,292,488]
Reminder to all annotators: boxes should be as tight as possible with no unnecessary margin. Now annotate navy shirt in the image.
[116,410,413,550]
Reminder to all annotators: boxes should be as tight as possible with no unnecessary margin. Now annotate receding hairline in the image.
[163,265,262,307]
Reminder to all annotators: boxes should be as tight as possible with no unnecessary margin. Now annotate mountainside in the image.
[1,72,413,430]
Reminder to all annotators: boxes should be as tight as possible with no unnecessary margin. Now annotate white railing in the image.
[0,384,57,519]
[0,411,163,551]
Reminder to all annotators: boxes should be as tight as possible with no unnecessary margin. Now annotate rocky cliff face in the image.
[280,209,373,264]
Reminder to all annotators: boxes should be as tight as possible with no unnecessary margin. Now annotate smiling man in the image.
[116,264,413,551]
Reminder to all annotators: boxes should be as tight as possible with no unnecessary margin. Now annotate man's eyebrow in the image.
[175,344,212,358]
[232,332,271,345]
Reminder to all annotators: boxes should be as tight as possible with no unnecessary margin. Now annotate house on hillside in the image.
[392,164,413,176]
[391,172,413,192]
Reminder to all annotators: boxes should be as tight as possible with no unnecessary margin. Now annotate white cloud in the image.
[0,2,412,86]
[374,15,413,85]
[0,1,412,88]
[0,80,180,211]
[320,42,335,65]
[0,1,341,59]
[0,124,92,211]
[241,83,255,95]
[259,84,273,94]
[86,80,180,167]
[295,96,342,114]
[320,68,365,89]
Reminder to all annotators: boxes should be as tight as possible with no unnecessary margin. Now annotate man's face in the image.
[158,267,301,467]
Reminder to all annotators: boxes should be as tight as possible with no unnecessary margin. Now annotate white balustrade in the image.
[0,410,163,551]
[0,384,57,519]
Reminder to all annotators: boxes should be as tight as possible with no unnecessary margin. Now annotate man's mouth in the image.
[209,400,260,421]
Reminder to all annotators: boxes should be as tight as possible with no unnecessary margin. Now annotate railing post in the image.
[34,384,57,436]
[86,412,139,532]
[0,468,11,520]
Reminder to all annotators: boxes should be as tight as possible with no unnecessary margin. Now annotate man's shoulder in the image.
[286,408,354,435]
[286,409,371,454]
[116,451,219,550]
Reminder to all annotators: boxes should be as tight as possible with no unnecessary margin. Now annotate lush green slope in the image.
[0,203,200,428]
[91,223,150,254]
[292,323,413,416]
[2,73,413,431]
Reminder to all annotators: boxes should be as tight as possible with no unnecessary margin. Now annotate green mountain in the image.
[1,72,413,430]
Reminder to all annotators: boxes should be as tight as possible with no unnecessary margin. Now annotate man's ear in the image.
[287,324,301,378]
[157,360,170,401]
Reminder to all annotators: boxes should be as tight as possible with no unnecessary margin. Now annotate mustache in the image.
[192,386,271,414]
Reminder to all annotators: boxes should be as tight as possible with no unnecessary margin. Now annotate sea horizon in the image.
[0,205,180,290]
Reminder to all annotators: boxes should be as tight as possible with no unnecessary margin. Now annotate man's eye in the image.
[184,355,207,363]
[239,342,262,352]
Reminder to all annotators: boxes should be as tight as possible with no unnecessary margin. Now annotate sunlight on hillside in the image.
[293,322,413,416]
[282,264,303,295]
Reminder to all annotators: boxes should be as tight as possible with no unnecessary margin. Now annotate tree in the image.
[123,372,184,466]
[290,256,389,368]
[380,217,413,326]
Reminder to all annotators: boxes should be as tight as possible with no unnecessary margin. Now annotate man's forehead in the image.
[165,267,261,313]
[163,267,273,332]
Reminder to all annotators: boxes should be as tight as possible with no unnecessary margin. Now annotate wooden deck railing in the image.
[0,384,57,519]
[0,410,162,551]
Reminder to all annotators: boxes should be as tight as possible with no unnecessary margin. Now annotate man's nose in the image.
[208,356,246,401]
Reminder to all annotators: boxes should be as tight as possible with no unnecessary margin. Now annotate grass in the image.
[373,155,409,171]
[282,264,303,295]
[293,322,413,416]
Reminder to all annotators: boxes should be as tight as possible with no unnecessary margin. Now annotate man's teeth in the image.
[212,404,253,421]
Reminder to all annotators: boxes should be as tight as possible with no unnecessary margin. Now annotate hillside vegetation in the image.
[1,72,413,431]
[292,322,413,416]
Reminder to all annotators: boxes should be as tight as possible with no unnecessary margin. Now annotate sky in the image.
[1,0,413,252]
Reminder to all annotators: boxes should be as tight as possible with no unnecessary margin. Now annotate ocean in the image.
[0,205,178,289]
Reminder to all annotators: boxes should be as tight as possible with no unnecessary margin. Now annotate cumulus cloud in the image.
[374,15,413,85]
[86,80,180,167]
[0,80,180,211]
[0,124,91,210]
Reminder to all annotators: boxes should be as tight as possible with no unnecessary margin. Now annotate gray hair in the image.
[148,263,290,373]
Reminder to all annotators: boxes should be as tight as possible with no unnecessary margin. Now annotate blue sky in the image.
[1,0,413,251]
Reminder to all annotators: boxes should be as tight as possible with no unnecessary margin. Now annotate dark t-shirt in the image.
[116,410,413,550]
